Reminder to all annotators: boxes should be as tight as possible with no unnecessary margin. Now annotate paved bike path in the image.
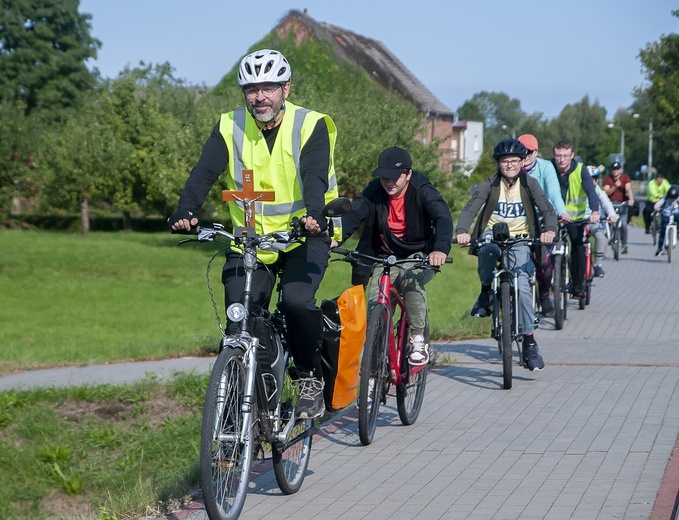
[2,225,678,519]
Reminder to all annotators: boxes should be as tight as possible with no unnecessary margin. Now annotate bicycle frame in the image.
[491,252,522,357]
[374,267,422,384]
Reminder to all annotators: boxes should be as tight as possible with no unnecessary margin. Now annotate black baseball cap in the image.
[611,161,622,170]
[371,147,412,179]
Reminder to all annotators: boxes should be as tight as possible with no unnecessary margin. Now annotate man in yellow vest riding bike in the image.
[168,49,339,419]
[551,140,600,299]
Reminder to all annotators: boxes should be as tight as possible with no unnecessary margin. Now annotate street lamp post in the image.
[501,124,516,138]
[607,123,625,162]
[633,113,654,181]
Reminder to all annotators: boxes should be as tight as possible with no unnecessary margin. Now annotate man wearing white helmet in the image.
[168,49,339,419]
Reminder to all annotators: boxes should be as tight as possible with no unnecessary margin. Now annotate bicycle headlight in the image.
[226,303,246,323]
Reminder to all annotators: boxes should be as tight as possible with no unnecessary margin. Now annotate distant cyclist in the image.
[587,166,618,278]
[654,186,679,257]
[602,161,635,254]
[644,171,670,234]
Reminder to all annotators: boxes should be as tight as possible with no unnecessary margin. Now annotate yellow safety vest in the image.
[565,163,588,219]
[219,101,340,263]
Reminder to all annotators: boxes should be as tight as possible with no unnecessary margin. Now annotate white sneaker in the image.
[408,335,429,366]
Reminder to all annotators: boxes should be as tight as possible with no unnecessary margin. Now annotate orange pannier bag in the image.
[320,285,367,411]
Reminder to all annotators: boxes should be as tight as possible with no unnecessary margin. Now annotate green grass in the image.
[0,373,206,520]
[0,229,489,375]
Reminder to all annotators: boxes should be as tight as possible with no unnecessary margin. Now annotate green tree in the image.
[0,0,101,114]
[546,96,609,164]
[38,94,133,234]
[637,9,679,180]
[95,63,221,228]
[0,101,37,224]
[456,91,526,147]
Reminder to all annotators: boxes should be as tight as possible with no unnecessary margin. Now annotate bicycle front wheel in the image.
[668,229,674,263]
[200,347,254,520]
[358,303,390,446]
[397,318,428,425]
[272,411,312,495]
[500,281,513,390]
[552,254,565,330]
[612,225,620,261]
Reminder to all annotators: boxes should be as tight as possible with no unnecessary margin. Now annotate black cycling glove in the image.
[167,209,197,232]
[304,209,328,232]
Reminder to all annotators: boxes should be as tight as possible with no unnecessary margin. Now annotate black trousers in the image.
[566,221,587,291]
[222,236,330,376]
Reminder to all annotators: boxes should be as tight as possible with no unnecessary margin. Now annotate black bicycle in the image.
[459,228,542,390]
[551,223,570,330]
[178,197,351,520]
[609,203,626,261]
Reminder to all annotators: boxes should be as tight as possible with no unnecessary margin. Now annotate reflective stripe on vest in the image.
[220,101,339,262]
[565,163,588,219]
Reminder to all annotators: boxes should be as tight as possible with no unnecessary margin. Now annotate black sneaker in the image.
[572,285,585,299]
[540,297,554,317]
[296,376,325,419]
[471,290,492,318]
[594,264,606,278]
[655,249,663,257]
[523,337,545,371]
[622,246,628,254]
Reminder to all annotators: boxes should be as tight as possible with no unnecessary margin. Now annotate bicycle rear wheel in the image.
[553,254,565,330]
[651,217,658,246]
[397,318,428,425]
[200,347,254,520]
[358,303,390,446]
[500,281,513,390]
[272,409,312,495]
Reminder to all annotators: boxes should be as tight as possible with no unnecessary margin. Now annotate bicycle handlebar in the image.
[330,248,452,271]
[176,222,302,250]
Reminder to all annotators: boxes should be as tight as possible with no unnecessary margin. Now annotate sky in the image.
[79,0,678,120]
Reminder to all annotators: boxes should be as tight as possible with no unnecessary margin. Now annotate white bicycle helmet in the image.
[237,49,291,86]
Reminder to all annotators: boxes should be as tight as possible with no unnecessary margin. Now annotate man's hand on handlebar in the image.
[168,209,199,234]
[589,211,600,224]
[455,233,471,246]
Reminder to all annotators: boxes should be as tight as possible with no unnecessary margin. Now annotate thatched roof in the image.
[277,10,454,117]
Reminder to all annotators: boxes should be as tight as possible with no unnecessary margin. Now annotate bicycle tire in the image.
[612,224,620,261]
[358,303,390,446]
[200,347,254,520]
[668,228,674,263]
[651,218,658,246]
[272,413,312,495]
[553,254,565,330]
[397,318,428,425]
[500,281,513,390]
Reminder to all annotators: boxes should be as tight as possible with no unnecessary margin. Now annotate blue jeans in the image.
[478,243,536,335]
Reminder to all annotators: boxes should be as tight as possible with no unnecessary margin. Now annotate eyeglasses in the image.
[242,84,282,98]
[499,158,522,167]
